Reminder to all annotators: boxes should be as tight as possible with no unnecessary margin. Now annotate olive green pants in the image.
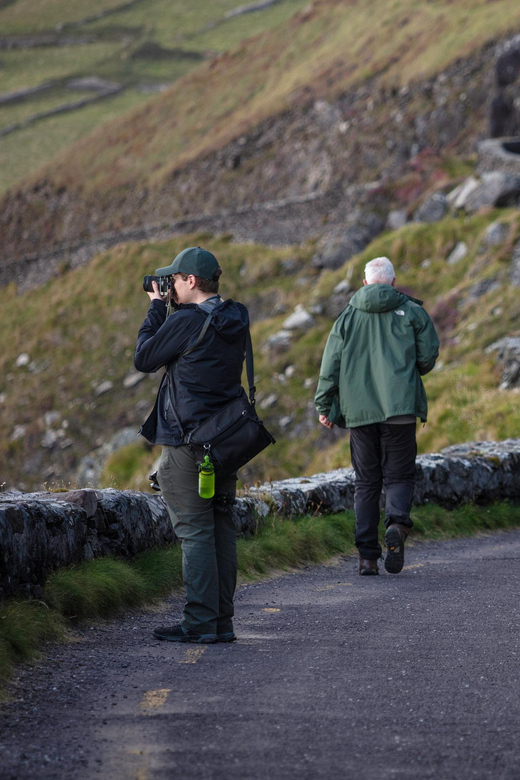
[157,445,238,635]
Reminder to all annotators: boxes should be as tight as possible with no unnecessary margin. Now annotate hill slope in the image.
[2,0,520,270]
[1,208,520,492]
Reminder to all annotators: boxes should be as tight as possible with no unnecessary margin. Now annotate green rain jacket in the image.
[315,284,439,428]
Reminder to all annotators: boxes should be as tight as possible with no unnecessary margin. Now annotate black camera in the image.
[143,275,171,295]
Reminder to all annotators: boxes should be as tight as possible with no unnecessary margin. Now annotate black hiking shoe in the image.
[384,524,409,574]
[216,632,237,643]
[153,624,217,644]
[358,555,379,575]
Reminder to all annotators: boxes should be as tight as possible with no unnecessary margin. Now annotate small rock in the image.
[333,279,352,294]
[510,240,520,287]
[282,306,315,331]
[263,330,292,355]
[285,365,295,378]
[123,372,146,389]
[447,177,480,210]
[94,381,113,396]
[485,336,520,389]
[281,258,300,275]
[44,411,61,428]
[16,353,30,368]
[447,242,468,265]
[468,279,500,299]
[10,425,27,442]
[41,429,62,449]
[279,415,293,428]
[464,172,520,213]
[259,393,278,410]
[414,193,448,223]
[387,210,407,230]
[484,221,509,246]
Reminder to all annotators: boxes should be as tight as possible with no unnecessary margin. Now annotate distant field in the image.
[0,43,121,93]
[0,89,150,193]
[81,0,312,51]
[0,0,310,194]
[0,0,138,33]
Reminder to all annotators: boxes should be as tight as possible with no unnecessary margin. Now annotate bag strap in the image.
[245,329,256,406]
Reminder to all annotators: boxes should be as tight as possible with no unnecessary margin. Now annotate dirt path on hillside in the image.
[1,531,520,779]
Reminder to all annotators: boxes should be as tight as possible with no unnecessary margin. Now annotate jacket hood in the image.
[204,298,249,342]
[349,284,423,313]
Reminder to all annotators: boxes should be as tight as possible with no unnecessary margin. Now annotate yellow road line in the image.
[316,582,353,590]
[262,607,281,613]
[179,647,207,664]
[402,563,425,571]
[140,689,171,710]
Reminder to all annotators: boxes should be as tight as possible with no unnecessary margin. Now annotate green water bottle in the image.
[198,453,215,499]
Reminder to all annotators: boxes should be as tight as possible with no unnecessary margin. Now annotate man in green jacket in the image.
[315,256,439,575]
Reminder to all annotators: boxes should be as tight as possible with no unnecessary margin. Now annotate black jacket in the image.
[135,297,249,446]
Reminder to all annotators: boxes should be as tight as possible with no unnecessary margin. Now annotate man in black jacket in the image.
[135,246,249,644]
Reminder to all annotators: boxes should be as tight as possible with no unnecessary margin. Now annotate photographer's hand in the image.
[147,280,167,303]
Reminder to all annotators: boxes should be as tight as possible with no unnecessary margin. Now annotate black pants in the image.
[349,423,417,560]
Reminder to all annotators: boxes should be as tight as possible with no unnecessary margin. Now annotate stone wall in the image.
[2,440,520,599]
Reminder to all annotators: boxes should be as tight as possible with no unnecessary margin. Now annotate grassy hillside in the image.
[1,207,520,492]
[12,0,520,196]
[1,0,519,273]
[0,0,310,194]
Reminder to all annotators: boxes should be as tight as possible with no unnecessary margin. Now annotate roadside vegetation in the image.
[2,206,520,491]
[2,502,520,699]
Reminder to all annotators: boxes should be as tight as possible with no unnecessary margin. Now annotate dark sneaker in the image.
[216,632,237,643]
[358,555,379,575]
[153,624,217,644]
[384,524,409,574]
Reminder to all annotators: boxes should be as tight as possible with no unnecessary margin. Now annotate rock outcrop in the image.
[2,440,520,599]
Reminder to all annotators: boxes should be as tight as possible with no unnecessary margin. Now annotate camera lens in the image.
[143,274,159,292]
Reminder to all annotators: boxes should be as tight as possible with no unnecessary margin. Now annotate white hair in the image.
[364,256,395,285]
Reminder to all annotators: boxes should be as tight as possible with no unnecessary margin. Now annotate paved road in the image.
[1,530,520,780]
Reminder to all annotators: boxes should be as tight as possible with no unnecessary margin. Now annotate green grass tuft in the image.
[237,512,357,579]
[0,601,65,697]
[132,546,184,598]
[44,557,146,620]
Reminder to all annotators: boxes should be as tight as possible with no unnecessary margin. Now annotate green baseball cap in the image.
[155,246,219,280]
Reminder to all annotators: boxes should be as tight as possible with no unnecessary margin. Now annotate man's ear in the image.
[363,279,367,286]
[188,275,197,289]
[391,277,396,287]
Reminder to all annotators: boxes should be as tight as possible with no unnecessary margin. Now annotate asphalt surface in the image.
[1,530,520,780]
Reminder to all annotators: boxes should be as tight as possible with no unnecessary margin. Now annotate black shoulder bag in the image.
[168,312,276,474]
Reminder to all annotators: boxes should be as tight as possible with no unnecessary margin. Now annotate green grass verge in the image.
[2,502,520,697]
